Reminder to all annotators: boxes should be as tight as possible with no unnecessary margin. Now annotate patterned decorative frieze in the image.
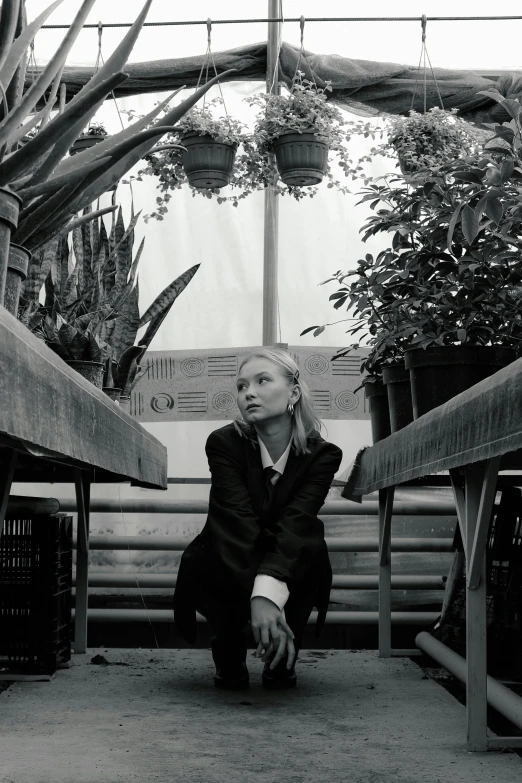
[131,345,370,422]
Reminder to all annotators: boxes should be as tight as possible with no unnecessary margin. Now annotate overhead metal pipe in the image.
[77,535,454,552]
[74,608,440,625]
[56,498,458,515]
[416,632,522,731]
[75,573,447,590]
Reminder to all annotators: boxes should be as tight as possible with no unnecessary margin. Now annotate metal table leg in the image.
[464,457,500,752]
[74,469,91,654]
[0,449,17,536]
[378,486,395,657]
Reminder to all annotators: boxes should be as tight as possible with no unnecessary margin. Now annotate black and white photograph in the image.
[2,0,522,780]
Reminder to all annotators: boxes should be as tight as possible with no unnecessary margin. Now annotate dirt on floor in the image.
[0,648,521,783]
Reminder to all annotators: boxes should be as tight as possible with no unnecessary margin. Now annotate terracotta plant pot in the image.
[65,360,104,388]
[363,377,391,444]
[180,134,237,189]
[272,132,329,186]
[4,244,31,316]
[69,135,106,156]
[0,187,22,307]
[404,345,518,419]
[382,361,414,433]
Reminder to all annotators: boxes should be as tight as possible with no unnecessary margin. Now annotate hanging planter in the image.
[404,346,518,419]
[5,244,31,316]
[69,123,108,157]
[180,134,238,189]
[272,132,328,186]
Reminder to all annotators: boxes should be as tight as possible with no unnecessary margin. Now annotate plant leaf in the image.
[0,0,97,148]
[484,198,503,224]
[446,202,464,250]
[0,0,64,91]
[139,263,200,328]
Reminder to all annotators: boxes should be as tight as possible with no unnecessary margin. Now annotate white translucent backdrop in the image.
[21,0,522,478]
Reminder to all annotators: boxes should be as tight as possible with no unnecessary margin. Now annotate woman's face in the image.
[236,357,298,425]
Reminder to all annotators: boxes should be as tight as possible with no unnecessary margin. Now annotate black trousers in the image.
[196,577,317,647]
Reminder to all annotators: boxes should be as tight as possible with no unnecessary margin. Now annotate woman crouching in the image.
[174,348,342,689]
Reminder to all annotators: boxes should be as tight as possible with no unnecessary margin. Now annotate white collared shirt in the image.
[250,435,292,611]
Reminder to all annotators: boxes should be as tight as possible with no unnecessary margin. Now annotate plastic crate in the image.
[0,514,73,675]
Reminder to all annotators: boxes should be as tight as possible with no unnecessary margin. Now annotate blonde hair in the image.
[233,347,322,455]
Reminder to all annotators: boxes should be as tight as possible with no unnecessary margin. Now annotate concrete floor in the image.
[0,649,520,783]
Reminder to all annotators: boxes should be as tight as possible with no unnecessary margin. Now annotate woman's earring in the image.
[287,402,294,416]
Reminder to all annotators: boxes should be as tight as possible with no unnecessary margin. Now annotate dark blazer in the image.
[173,422,343,643]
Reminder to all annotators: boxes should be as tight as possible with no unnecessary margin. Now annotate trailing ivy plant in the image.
[128,75,356,216]
[342,107,486,184]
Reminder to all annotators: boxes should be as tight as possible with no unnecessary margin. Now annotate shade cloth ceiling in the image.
[40,41,522,123]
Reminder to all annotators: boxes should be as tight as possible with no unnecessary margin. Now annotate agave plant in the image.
[0,0,234,252]
[20,203,200,395]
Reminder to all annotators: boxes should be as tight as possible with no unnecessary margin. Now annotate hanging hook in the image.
[97,21,103,48]
[206,17,212,48]
[421,14,427,43]
[300,15,305,47]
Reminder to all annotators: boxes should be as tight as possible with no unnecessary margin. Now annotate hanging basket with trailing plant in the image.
[271,131,329,186]
[173,98,245,189]
[69,122,108,156]
[180,134,238,189]
[247,69,343,188]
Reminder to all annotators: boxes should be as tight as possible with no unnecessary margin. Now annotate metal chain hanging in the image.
[291,16,318,90]
[94,23,125,131]
[28,40,39,86]
[93,22,135,208]
[410,14,444,113]
[195,17,230,124]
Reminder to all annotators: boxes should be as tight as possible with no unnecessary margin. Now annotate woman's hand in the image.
[250,596,295,670]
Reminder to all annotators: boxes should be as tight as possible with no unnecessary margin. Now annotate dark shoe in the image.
[211,634,249,690]
[262,652,298,690]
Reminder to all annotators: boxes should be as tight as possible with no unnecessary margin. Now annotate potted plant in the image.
[20,206,200,400]
[246,71,350,187]
[0,0,233,313]
[131,72,355,216]
[302,254,414,439]
[4,243,31,316]
[28,305,111,388]
[172,97,245,189]
[387,108,483,177]
[340,108,486,187]
[69,122,108,156]
[338,92,522,417]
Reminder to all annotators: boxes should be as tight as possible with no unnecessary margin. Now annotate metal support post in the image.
[262,0,282,345]
[74,469,91,654]
[449,467,466,550]
[464,461,490,751]
[378,486,394,657]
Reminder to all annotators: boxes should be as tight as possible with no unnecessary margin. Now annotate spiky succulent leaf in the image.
[0,0,64,95]
[139,264,200,328]
[0,0,98,148]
